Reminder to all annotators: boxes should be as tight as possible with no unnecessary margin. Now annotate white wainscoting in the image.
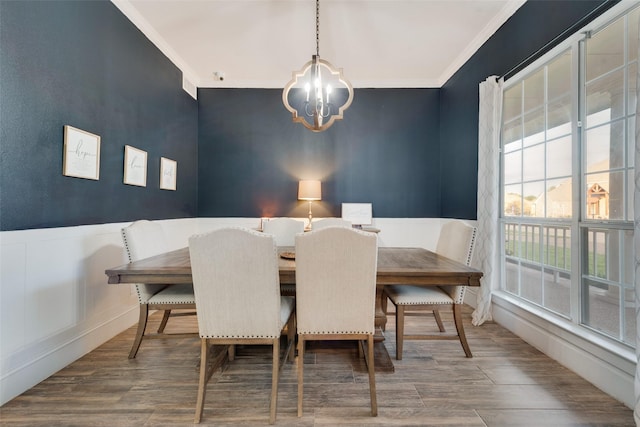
[2,217,632,411]
[0,218,197,404]
[0,216,452,404]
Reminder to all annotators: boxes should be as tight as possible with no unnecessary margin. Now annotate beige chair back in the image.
[435,221,477,303]
[295,227,378,334]
[312,218,352,229]
[121,220,170,303]
[188,227,284,338]
[262,218,304,246]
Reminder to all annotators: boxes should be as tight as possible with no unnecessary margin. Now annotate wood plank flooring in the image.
[1,305,634,426]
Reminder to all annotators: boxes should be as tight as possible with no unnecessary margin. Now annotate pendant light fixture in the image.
[282,0,354,132]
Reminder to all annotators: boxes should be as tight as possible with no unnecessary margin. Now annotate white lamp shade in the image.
[298,180,321,200]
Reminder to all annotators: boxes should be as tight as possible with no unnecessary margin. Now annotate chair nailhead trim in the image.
[302,331,371,334]
[395,301,448,305]
[202,335,279,338]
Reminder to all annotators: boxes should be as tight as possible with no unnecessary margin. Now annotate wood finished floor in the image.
[1,306,634,426]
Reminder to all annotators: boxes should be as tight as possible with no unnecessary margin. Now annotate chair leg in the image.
[453,304,472,358]
[366,335,378,416]
[269,338,280,424]
[157,309,172,333]
[194,339,210,423]
[129,304,149,359]
[433,309,446,332]
[395,305,405,360]
[297,337,305,417]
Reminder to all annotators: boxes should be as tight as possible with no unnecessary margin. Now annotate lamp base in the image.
[307,201,313,230]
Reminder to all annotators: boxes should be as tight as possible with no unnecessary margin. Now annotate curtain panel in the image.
[473,76,503,326]
[633,17,640,422]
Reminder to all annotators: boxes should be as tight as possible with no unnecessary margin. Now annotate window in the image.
[500,6,637,347]
[502,50,574,319]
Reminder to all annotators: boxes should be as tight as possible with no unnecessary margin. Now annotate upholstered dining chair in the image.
[188,227,295,424]
[295,227,378,417]
[262,217,304,246]
[311,218,352,229]
[121,220,196,359]
[383,220,477,359]
[262,218,305,297]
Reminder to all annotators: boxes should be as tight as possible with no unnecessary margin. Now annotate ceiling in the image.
[113,0,525,90]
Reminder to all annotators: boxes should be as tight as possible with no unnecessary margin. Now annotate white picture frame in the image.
[63,125,101,180]
[123,145,147,187]
[160,157,177,190]
[341,203,373,226]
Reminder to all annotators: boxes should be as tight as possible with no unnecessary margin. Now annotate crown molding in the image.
[438,0,526,86]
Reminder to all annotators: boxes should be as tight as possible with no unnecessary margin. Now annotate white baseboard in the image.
[1,307,138,405]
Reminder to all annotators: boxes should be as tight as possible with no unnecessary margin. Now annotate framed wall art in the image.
[160,157,177,191]
[63,125,101,180]
[123,145,147,187]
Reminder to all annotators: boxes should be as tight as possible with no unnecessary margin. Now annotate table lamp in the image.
[298,180,321,230]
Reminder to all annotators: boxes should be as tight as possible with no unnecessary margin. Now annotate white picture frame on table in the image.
[341,203,373,226]
[63,125,101,180]
[123,145,147,187]
[160,157,177,190]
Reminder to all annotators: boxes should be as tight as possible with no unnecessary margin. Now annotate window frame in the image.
[498,3,637,351]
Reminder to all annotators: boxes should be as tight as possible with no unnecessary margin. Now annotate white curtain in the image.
[634,115,640,425]
[634,19,640,424]
[472,76,503,326]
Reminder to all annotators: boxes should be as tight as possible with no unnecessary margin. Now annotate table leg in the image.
[374,288,387,341]
[373,288,394,372]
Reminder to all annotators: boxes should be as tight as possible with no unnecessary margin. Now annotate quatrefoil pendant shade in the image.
[282,55,354,132]
[282,0,354,132]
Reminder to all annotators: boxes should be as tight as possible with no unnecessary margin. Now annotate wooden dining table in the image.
[105,246,483,371]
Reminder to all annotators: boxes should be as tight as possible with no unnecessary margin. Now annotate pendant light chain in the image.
[315,0,320,57]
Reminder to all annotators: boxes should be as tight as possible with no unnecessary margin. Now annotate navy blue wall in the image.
[0,1,198,231]
[198,88,441,218]
[439,0,618,218]
[198,1,617,220]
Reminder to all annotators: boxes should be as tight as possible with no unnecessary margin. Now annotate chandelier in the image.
[282,0,354,132]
